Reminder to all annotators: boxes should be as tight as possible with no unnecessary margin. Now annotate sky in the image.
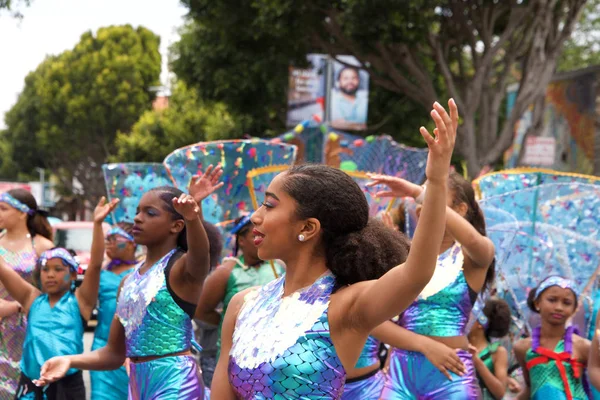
[0,0,187,129]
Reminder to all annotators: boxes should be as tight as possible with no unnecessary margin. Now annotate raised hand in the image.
[33,356,71,386]
[172,194,201,221]
[93,197,119,224]
[381,212,398,231]
[367,174,423,199]
[188,164,224,203]
[420,99,458,184]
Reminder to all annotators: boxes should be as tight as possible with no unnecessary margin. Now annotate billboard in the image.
[286,54,369,131]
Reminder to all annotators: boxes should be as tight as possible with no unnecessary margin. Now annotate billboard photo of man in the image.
[330,59,369,131]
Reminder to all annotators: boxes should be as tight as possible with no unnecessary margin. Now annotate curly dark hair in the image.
[282,164,410,286]
[482,298,511,339]
[526,275,578,313]
[448,172,495,291]
[203,220,223,268]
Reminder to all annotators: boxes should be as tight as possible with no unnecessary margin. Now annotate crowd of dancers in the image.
[0,100,596,399]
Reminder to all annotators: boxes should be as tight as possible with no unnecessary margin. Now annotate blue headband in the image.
[534,276,579,301]
[39,248,79,272]
[0,193,34,216]
[106,227,135,242]
[231,215,252,235]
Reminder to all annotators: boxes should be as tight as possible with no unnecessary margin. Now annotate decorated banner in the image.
[164,139,297,225]
[102,163,174,224]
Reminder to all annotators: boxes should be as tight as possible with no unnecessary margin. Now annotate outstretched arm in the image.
[0,256,40,314]
[77,197,119,320]
[350,100,457,331]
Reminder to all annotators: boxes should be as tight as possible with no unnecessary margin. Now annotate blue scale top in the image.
[116,250,193,357]
[228,272,346,399]
[398,242,474,337]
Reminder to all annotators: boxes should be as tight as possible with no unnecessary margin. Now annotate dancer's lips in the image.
[132,226,142,235]
[551,313,565,320]
[252,228,265,246]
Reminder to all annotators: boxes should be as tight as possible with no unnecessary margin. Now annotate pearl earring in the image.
[298,234,305,242]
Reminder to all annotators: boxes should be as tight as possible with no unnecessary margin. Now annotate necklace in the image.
[1,233,32,249]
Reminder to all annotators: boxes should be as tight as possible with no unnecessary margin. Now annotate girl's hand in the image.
[0,299,19,318]
[172,194,201,221]
[93,197,119,224]
[421,340,466,381]
[188,164,224,203]
[33,356,71,386]
[421,99,458,184]
[367,175,423,199]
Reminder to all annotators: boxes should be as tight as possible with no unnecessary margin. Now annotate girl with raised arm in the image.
[369,169,495,399]
[0,197,115,398]
[35,167,223,400]
[0,189,54,398]
[211,100,458,399]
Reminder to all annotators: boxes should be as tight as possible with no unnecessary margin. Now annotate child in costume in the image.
[468,298,511,399]
[36,166,223,400]
[0,189,54,398]
[514,276,590,400]
[0,197,116,398]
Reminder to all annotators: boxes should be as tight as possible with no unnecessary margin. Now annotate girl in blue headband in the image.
[0,188,54,397]
[514,276,590,400]
[0,197,116,399]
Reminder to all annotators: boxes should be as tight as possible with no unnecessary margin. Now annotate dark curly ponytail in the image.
[282,164,410,286]
[482,298,511,339]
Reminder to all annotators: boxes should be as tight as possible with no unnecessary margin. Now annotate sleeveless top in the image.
[21,291,84,380]
[478,342,501,400]
[525,327,587,400]
[116,249,193,357]
[0,243,37,396]
[217,256,284,353]
[228,272,345,399]
[92,267,135,348]
[397,242,475,337]
[354,336,380,369]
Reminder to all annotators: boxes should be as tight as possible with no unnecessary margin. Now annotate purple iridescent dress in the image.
[228,272,346,399]
[0,245,37,400]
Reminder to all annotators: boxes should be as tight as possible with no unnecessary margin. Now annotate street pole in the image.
[35,168,45,207]
[324,55,334,125]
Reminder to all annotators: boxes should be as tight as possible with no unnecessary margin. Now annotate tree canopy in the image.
[174,0,589,176]
[113,81,240,163]
[1,24,161,204]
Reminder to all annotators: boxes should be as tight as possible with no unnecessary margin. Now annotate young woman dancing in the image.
[211,100,458,399]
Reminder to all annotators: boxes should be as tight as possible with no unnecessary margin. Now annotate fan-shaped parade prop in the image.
[476,171,600,336]
[102,163,174,224]
[164,139,297,227]
[278,123,428,183]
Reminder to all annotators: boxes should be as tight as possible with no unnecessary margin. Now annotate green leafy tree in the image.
[175,0,588,176]
[113,81,241,162]
[1,24,161,206]
[558,0,600,72]
[0,0,31,18]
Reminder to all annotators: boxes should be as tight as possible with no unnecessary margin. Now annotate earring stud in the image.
[298,234,305,242]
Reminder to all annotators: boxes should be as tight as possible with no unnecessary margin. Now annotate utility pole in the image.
[35,167,45,207]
